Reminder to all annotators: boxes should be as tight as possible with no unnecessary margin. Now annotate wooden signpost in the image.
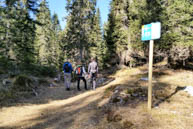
[141,22,161,110]
[148,40,154,110]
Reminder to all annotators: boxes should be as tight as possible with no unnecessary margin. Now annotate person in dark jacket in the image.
[75,61,87,91]
[63,61,73,91]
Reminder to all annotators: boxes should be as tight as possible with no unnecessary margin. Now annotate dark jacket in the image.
[75,65,86,77]
[63,62,73,73]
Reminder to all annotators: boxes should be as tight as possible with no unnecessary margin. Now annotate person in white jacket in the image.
[88,57,98,90]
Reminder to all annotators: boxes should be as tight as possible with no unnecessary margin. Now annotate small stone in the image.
[113,114,122,122]
[107,110,115,122]
[131,93,138,97]
[120,92,127,96]
[54,78,58,82]
[2,79,12,85]
[171,111,177,114]
[112,96,121,103]
[122,120,134,129]
[114,90,119,94]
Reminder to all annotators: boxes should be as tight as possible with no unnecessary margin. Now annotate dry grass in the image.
[0,62,193,129]
[98,63,193,129]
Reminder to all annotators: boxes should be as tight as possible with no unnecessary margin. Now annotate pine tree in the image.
[65,0,96,62]
[159,0,193,67]
[89,8,105,67]
[0,4,9,60]
[105,0,193,68]
[105,0,130,66]
[57,29,67,69]
[35,0,53,65]
[0,0,39,65]
[51,13,62,69]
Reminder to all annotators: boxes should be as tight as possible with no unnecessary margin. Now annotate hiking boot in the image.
[66,88,70,91]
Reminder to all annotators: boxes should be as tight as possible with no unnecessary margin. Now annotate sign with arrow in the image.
[141,22,161,110]
[141,22,161,41]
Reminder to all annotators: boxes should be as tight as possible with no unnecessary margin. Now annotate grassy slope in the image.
[97,63,193,129]
[0,63,193,129]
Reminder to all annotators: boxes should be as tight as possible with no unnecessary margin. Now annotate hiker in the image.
[63,61,73,91]
[75,61,87,91]
[88,57,98,90]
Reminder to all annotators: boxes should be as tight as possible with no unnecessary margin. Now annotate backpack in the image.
[64,63,70,72]
[76,66,83,75]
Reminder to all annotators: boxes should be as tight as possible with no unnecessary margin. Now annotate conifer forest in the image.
[0,0,193,129]
[1,0,193,71]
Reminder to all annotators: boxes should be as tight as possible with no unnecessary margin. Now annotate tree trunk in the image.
[79,46,83,61]
[119,51,125,67]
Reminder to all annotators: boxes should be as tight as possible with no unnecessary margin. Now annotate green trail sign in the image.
[141,22,161,111]
[141,22,161,41]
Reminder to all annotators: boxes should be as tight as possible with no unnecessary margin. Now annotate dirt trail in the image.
[0,78,115,129]
[1,66,193,129]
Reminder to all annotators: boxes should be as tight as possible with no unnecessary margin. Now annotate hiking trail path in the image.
[0,77,114,129]
[1,67,193,129]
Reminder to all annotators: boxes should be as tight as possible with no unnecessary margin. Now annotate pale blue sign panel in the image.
[141,22,161,41]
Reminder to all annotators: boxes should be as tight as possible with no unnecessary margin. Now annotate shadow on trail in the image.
[0,91,104,129]
[153,86,186,107]
[0,76,115,108]
[105,82,172,109]
[102,67,176,109]
[0,66,185,129]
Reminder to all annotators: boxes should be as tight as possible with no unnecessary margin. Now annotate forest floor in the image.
[0,62,193,129]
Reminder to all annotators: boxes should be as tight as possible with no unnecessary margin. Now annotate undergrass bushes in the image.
[15,63,57,78]
[0,73,51,105]
[0,88,13,102]
[0,61,57,105]
[0,57,57,78]
[0,74,35,103]
[103,85,117,98]
[12,74,34,92]
[24,64,57,77]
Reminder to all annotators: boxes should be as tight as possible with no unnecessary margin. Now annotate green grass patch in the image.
[103,85,117,98]
[12,74,34,92]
